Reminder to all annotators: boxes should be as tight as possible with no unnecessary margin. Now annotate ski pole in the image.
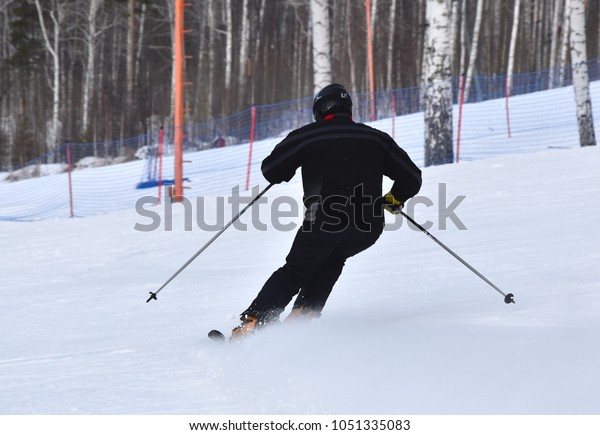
[400,211,515,304]
[146,183,274,303]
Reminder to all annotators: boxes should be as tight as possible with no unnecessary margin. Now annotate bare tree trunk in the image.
[533,0,541,70]
[205,0,215,118]
[464,0,484,102]
[164,1,175,124]
[34,0,63,152]
[255,0,266,56]
[386,0,398,90]
[541,0,551,70]
[420,6,429,90]
[424,0,453,166]
[459,0,467,74]
[370,0,378,36]
[310,0,332,93]
[507,0,522,93]
[523,0,532,70]
[559,2,571,85]
[371,0,379,89]
[126,0,135,109]
[416,0,426,82]
[224,0,232,92]
[253,0,266,106]
[238,0,249,106]
[569,0,596,146]
[82,0,102,137]
[346,2,357,93]
[492,0,502,73]
[96,14,106,157]
[135,2,146,94]
[449,0,460,77]
[549,0,565,88]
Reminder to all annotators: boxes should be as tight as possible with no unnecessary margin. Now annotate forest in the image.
[0,0,598,168]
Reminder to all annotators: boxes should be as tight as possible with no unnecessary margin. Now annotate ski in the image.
[208,329,226,342]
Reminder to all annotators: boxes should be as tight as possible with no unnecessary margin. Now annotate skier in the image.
[231,83,422,338]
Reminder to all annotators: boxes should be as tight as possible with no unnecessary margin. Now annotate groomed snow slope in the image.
[1,146,599,414]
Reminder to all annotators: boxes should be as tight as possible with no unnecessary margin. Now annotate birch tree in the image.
[81,0,102,137]
[310,0,332,93]
[459,0,467,74]
[549,0,565,88]
[126,0,135,110]
[34,0,65,150]
[506,0,521,94]
[386,0,397,90]
[238,0,250,105]
[463,0,484,102]
[568,0,596,147]
[224,0,232,92]
[134,2,146,92]
[424,0,453,166]
[197,0,214,119]
[558,3,570,86]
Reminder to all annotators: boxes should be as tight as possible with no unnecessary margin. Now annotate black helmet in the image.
[312,83,352,121]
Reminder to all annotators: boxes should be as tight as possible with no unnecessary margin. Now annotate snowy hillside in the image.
[1,145,599,415]
[1,80,599,221]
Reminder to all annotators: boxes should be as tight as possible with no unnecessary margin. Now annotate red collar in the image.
[323,114,352,121]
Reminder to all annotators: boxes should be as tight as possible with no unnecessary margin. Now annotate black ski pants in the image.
[243,219,384,321]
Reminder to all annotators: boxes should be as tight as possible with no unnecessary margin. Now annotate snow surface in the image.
[1,144,599,414]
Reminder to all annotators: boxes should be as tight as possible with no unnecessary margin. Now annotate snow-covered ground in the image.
[1,144,599,415]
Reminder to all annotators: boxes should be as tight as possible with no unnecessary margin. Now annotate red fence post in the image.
[245,106,257,191]
[505,77,512,138]
[456,74,466,164]
[66,143,74,218]
[157,126,164,204]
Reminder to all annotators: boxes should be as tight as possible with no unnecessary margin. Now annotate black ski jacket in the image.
[261,114,422,225]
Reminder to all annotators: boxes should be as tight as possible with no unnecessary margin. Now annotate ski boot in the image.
[285,306,321,323]
[230,314,260,339]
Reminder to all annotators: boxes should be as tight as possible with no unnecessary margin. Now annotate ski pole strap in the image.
[400,211,515,304]
[146,183,274,303]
